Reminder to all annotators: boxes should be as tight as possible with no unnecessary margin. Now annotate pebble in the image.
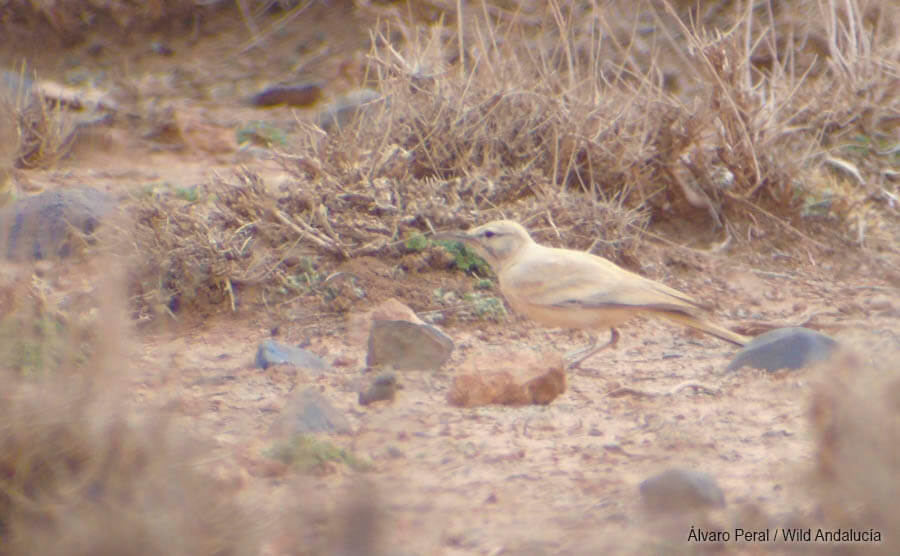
[367,319,454,371]
[250,82,323,107]
[640,468,725,513]
[255,338,329,371]
[270,388,351,435]
[726,327,838,372]
[358,372,400,406]
[315,88,383,132]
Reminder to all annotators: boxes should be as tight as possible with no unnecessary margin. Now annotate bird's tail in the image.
[659,311,751,346]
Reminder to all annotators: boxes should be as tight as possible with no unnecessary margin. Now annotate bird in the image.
[438,220,750,368]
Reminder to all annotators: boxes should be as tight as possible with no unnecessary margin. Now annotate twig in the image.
[545,210,561,240]
[273,209,348,258]
[668,382,721,396]
[750,269,796,280]
[608,386,657,398]
[843,285,900,294]
[729,195,832,251]
[224,278,236,312]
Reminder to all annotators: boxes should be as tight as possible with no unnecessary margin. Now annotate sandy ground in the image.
[3,5,898,555]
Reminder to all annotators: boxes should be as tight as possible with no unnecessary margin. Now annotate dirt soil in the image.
[3,4,899,555]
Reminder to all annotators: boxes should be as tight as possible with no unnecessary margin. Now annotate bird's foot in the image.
[564,329,620,369]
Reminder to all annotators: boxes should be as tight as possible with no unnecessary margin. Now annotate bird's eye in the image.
[483,230,496,238]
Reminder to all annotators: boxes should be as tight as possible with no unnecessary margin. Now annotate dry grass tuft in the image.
[807,335,900,553]
[2,67,78,171]
[0,382,258,556]
[0,262,259,556]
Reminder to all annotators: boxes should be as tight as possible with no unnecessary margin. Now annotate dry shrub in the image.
[348,0,898,242]
[12,96,77,169]
[126,169,329,320]
[0,382,257,556]
[807,333,900,553]
[1,67,78,170]
[0,265,258,556]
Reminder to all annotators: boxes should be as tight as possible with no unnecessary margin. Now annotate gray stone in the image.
[358,372,399,406]
[315,88,383,132]
[1,69,34,104]
[640,468,725,513]
[255,338,328,371]
[250,82,322,107]
[726,327,838,372]
[366,319,454,371]
[272,388,351,435]
[1,188,114,260]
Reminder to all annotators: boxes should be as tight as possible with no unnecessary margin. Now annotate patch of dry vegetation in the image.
[1,66,79,173]
[0,264,263,555]
[807,337,900,553]
[123,0,898,320]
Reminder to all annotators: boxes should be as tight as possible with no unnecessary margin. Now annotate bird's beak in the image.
[433,230,473,243]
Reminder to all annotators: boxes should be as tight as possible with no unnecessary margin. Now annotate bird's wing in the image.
[503,246,705,314]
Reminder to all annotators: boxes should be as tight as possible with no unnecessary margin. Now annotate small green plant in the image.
[463,292,507,322]
[0,311,73,377]
[174,186,199,202]
[236,121,288,148]
[435,239,490,275]
[136,181,171,198]
[265,435,371,472]
[282,257,323,294]
[793,185,835,219]
[404,232,429,252]
[474,278,493,290]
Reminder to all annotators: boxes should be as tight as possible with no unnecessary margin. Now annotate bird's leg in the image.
[565,328,620,369]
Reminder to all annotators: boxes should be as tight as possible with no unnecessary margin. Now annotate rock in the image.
[447,349,566,407]
[358,372,400,406]
[349,297,425,343]
[367,320,454,371]
[1,69,35,104]
[726,327,838,372]
[255,338,329,371]
[271,388,351,435]
[1,187,114,260]
[351,298,454,371]
[315,88,383,132]
[251,82,323,107]
[640,468,725,513]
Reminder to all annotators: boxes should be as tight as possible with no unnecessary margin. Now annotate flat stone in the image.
[640,468,725,513]
[349,297,426,345]
[315,88,383,132]
[726,327,838,372]
[271,388,351,435]
[250,82,323,107]
[358,372,399,406]
[367,319,454,371]
[255,338,328,371]
[1,188,114,260]
[447,349,566,407]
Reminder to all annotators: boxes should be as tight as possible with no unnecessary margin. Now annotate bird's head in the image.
[437,220,535,270]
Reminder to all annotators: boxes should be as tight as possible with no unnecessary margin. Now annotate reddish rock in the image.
[448,349,566,407]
